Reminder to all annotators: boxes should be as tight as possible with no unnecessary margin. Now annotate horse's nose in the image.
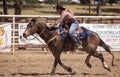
[23,33,26,38]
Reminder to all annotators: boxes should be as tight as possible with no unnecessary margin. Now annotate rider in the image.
[54,4,82,48]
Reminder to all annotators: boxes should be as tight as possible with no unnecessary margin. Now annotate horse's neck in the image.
[37,28,56,43]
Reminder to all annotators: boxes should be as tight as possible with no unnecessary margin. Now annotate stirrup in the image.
[75,44,82,49]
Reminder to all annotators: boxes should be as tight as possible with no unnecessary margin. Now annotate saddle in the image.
[46,23,90,41]
[75,27,90,40]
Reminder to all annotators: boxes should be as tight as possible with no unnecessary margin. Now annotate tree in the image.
[96,0,101,16]
[14,0,23,15]
[13,0,39,15]
[108,0,116,4]
[2,0,39,15]
[2,0,8,15]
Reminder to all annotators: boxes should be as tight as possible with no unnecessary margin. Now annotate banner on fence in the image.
[18,23,120,51]
[19,23,46,45]
[79,24,120,51]
[0,24,11,52]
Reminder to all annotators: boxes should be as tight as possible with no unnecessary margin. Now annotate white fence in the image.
[0,15,120,54]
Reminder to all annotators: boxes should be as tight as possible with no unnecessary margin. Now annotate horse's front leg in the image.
[58,57,76,75]
[51,57,59,75]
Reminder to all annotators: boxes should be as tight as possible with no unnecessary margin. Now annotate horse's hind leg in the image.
[85,54,92,68]
[99,38,115,66]
[110,52,114,66]
[104,48,115,66]
[93,52,111,72]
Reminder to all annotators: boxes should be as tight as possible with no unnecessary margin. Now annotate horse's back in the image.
[81,31,99,51]
[89,31,99,45]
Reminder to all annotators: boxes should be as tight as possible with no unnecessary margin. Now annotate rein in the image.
[37,23,58,44]
[38,23,47,36]
[35,23,47,45]
[32,23,58,45]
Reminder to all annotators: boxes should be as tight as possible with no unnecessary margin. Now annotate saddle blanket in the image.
[58,26,90,41]
[78,27,90,39]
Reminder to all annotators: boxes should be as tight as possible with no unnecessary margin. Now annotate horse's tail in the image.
[99,37,115,66]
[99,38,111,52]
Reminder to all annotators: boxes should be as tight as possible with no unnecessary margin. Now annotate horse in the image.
[23,18,114,74]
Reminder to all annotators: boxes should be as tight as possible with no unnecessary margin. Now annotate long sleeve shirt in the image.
[55,10,76,27]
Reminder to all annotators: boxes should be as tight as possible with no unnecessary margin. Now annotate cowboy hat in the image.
[56,4,65,10]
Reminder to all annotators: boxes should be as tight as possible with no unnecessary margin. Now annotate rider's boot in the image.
[75,44,83,50]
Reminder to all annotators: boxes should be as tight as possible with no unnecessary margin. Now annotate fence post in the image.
[12,15,15,55]
[111,18,114,24]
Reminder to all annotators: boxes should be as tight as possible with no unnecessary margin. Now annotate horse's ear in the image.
[31,18,37,22]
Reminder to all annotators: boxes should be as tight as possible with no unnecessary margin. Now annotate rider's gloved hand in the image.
[53,23,60,28]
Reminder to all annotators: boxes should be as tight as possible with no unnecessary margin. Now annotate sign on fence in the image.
[19,23,46,45]
[79,24,120,51]
[0,24,11,52]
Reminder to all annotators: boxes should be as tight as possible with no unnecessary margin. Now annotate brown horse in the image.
[23,18,114,74]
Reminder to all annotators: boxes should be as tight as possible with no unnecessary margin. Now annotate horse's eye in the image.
[27,23,32,27]
[29,25,32,27]
[27,24,30,27]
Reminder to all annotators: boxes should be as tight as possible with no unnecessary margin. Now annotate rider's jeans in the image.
[69,20,81,45]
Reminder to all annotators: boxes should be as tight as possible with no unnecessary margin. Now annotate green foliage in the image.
[24,0,39,3]
[46,0,57,4]
[108,0,116,3]
[6,0,39,4]
[46,0,72,4]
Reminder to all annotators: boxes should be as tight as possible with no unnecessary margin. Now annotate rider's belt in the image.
[64,18,76,23]
[69,19,76,23]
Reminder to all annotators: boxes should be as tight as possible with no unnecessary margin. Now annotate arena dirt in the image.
[0,51,120,77]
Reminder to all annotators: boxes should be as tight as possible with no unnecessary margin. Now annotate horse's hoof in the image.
[107,67,111,72]
[112,63,117,66]
[50,72,55,75]
[67,67,72,73]
[105,67,111,72]
[87,64,92,68]
[70,71,76,75]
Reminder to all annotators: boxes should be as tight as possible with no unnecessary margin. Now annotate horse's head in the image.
[23,18,39,38]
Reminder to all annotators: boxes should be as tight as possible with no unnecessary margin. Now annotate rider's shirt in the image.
[55,10,76,26]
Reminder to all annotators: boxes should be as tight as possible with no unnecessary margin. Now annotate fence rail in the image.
[0,15,120,23]
[0,15,120,54]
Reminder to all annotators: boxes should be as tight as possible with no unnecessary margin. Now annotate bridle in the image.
[27,22,47,45]
[36,22,59,44]
[32,23,47,45]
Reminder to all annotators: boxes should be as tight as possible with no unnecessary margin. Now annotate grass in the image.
[0,4,120,16]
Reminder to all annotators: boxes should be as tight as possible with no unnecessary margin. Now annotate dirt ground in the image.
[0,50,120,77]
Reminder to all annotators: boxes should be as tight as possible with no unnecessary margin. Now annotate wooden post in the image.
[12,16,15,55]
[89,0,91,15]
[96,0,101,16]
[111,18,114,24]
